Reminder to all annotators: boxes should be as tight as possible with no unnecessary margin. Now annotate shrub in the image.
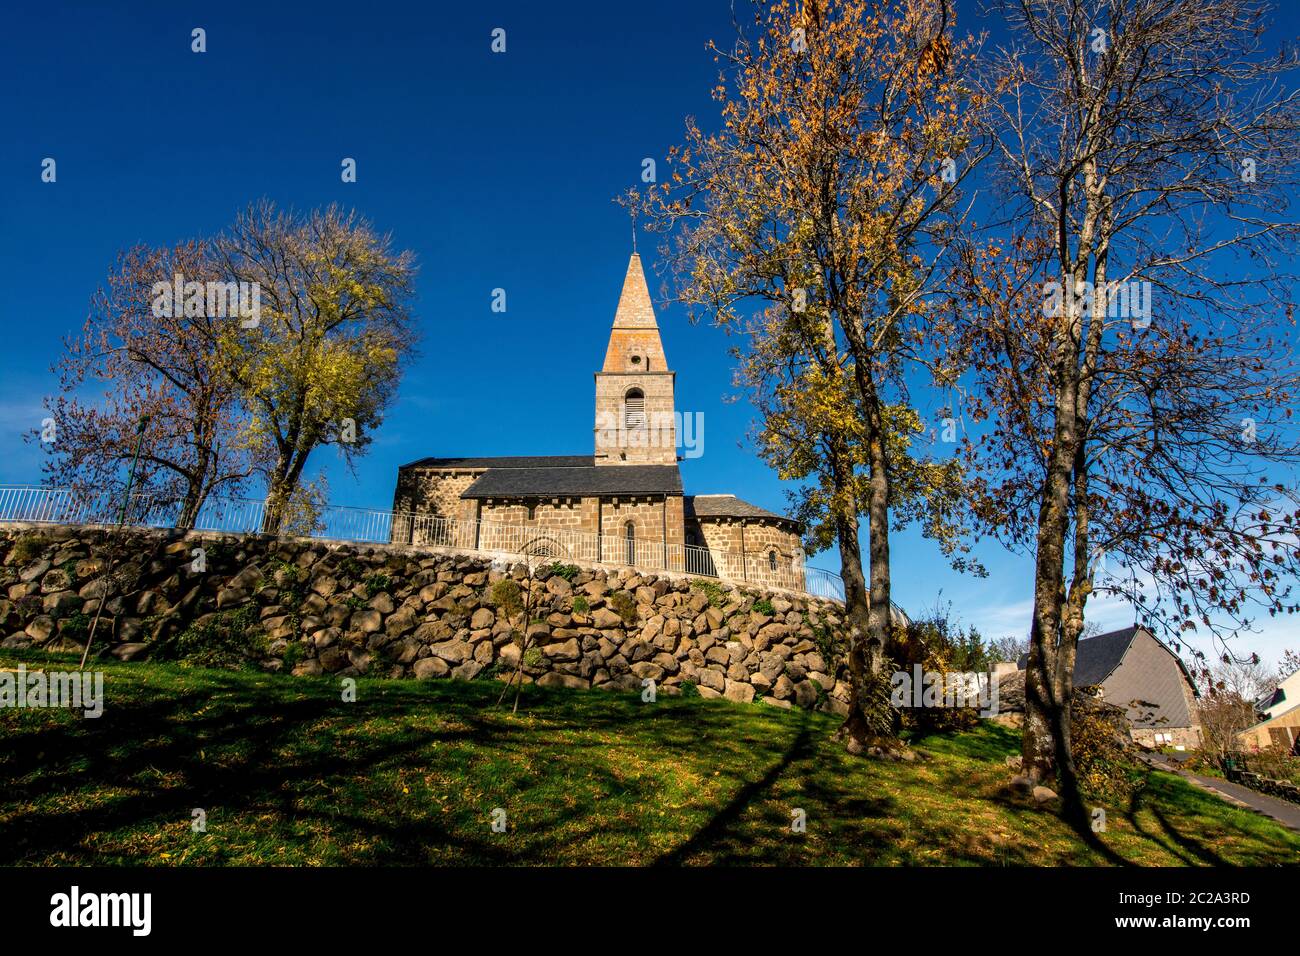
[480,660,509,682]
[808,616,842,670]
[338,557,365,582]
[1072,695,1145,800]
[680,680,700,699]
[364,573,391,597]
[541,562,580,582]
[491,578,523,616]
[281,641,305,672]
[609,590,637,625]
[752,598,775,616]
[60,611,91,642]
[10,534,47,566]
[689,579,725,607]
[572,595,589,614]
[269,559,307,608]
[889,618,979,734]
[887,604,999,735]
[1244,747,1300,786]
[159,605,266,670]
[203,539,234,568]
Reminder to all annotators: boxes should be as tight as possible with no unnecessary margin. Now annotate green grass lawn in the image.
[2,649,1297,866]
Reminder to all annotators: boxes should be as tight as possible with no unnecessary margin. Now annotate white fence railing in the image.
[0,484,847,601]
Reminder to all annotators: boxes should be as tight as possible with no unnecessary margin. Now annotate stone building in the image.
[392,253,806,590]
[1009,625,1203,749]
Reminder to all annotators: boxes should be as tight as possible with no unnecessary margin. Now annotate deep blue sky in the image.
[2,1,1297,665]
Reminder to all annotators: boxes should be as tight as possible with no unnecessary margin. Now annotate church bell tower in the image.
[594,253,677,466]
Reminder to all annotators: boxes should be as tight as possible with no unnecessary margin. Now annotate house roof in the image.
[1002,626,1200,728]
[461,463,683,499]
[400,455,594,471]
[685,494,797,526]
[1017,625,1197,692]
[1259,667,1300,717]
[1078,626,1141,687]
[1246,699,1300,733]
[1017,625,1133,686]
[1259,685,1288,713]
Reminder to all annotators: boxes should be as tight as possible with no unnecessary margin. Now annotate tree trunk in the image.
[836,511,878,748]
[262,452,305,535]
[831,367,900,752]
[863,405,892,678]
[177,469,208,531]
[1023,260,1086,785]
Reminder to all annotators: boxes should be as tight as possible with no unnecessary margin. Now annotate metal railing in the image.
[0,484,847,601]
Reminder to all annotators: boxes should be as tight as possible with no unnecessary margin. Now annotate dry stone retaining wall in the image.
[0,524,851,713]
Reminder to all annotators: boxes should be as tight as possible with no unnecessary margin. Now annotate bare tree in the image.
[960,0,1300,825]
[35,240,252,527]
[1197,658,1273,763]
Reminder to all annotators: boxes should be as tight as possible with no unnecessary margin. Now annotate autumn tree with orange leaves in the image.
[36,240,253,528]
[955,0,1300,826]
[637,0,988,751]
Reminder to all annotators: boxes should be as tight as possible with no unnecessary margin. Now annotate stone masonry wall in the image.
[392,468,482,530]
[0,524,850,713]
[692,518,805,592]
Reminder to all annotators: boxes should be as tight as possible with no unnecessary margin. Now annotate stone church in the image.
[391,253,806,590]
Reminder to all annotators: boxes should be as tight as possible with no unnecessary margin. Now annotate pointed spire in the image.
[612,253,658,329]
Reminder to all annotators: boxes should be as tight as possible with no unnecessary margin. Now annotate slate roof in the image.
[461,464,683,499]
[1017,625,1198,692]
[401,455,594,471]
[684,494,797,526]
[993,670,1127,719]
[1018,626,1139,687]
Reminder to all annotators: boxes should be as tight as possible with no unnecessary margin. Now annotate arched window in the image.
[623,388,646,430]
[624,521,636,565]
[768,550,778,572]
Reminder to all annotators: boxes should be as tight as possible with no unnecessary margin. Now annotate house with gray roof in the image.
[1015,625,1203,749]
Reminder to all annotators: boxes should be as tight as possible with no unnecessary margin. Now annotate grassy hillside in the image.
[2,650,1296,866]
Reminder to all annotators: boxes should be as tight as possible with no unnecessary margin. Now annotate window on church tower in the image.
[768,550,778,572]
[624,389,645,430]
[624,521,636,565]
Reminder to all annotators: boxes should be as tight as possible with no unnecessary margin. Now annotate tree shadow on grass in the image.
[6,655,1266,867]
[651,719,822,866]
[1121,775,1233,866]
[0,662,832,865]
[0,683,515,864]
